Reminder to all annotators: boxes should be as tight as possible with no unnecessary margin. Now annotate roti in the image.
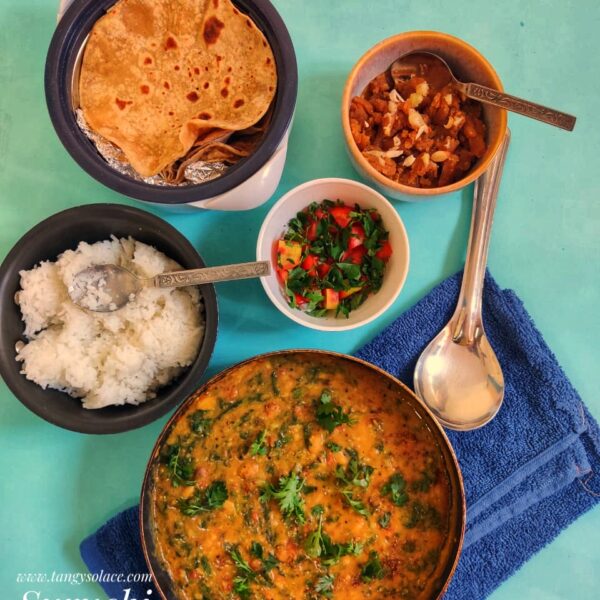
[79,0,277,176]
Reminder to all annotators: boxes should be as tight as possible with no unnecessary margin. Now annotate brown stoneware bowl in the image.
[342,31,508,201]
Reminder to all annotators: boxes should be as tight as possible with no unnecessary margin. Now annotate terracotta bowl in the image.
[341,31,508,201]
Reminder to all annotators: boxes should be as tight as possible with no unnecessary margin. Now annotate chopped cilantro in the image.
[404,501,442,530]
[361,551,385,582]
[336,454,374,488]
[162,444,195,487]
[260,472,306,524]
[411,466,437,492]
[378,512,391,529]
[177,480,228,516]
[249,430,268,456]
[382,472,409,507]
[270,370,280,395]
[187,410,213,437]
[304,514,363,565]
[341,490,370,518]
[315,390,352,432]
[314,573,334,596]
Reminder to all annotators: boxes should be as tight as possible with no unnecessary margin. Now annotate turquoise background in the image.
[1,0,599,598]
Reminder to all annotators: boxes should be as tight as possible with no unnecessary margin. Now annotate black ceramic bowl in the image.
[45,0,298,206]
[0,204,218,434]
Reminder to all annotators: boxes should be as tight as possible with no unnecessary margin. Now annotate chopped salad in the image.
[275,200,393,318]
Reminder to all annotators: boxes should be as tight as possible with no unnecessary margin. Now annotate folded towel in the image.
[80,271,600,600]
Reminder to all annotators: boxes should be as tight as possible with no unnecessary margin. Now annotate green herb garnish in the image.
[315,390,352,432]
[314,573,335,596]
[361,551,385,582]
[187,410,213,437]
[250,541,278,574]
[382,472,409,507]
[249,430,268,456]
[404,501,442,530]
[177,480,228,516]
[260,472,306,524]
[227,545,255,599]
[378,512,391,529]
[162,444,195,487]
[411,466,437,492]
[304,514,363,564]
[336,454,374,488]
[341,490,370,518]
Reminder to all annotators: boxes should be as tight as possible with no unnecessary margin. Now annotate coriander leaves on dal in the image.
[79,0,277,177]
[150,354,452,599]
[15,238,204,409]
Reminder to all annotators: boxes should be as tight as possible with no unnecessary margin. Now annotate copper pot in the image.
[140,349,465,599]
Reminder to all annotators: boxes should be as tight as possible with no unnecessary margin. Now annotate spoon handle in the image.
[464,82,576,131]
[154,261,271,288]
[453,130,511,344]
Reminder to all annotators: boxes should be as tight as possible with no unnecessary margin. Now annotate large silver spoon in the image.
[414,130,511,430]
[68,261,270,312]
[390,52,576,131]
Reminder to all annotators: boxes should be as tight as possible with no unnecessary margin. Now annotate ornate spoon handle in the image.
[463,82,576,131]
[452,129,511,344]
[154,261,271,288]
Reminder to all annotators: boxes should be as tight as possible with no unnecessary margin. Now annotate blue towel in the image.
[80,271,600,600]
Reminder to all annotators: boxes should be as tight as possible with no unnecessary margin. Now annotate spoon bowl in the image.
[69,260,271,312]
[414,321,504,430]
[414,130,511,430]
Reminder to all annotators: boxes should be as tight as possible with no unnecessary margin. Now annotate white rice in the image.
[15,237,204,409]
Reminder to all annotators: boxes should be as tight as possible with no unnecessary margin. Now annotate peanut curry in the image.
[150,354,453,599]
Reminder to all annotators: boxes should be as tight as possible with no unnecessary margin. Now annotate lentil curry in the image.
[149,353,456,599]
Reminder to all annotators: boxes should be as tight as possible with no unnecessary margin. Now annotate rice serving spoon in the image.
[69,260,271,312]
[389,52,576,131]
[413,130,510,431]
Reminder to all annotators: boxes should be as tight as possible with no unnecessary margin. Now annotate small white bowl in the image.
[256,178,410,331]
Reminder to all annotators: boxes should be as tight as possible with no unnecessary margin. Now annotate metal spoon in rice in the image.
[69,261,270,312]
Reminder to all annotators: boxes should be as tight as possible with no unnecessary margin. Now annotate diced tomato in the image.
[324,288,339,310]
[348,224,365,249]
[295,293,309,305]
[343,245,367,264]
[375,240,393,261]
[370,210,381,221]
[306,219,317,241]
[276,267,289,285]
[277,240,302,270]
[330,205,353,228]
[314,208,326,220]
[317,262,331,278]
[339,286,363,299]
[301,254,318,273]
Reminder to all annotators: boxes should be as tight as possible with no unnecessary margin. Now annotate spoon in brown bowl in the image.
[413,130,511,431]
[68,261,270,312]
[389,52,576,131]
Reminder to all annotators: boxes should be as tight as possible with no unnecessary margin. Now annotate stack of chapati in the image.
[79,0,277,183]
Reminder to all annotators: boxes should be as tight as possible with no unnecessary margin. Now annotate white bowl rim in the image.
[256,177,410,331]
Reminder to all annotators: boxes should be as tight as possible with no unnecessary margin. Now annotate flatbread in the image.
[79,0,277,176]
